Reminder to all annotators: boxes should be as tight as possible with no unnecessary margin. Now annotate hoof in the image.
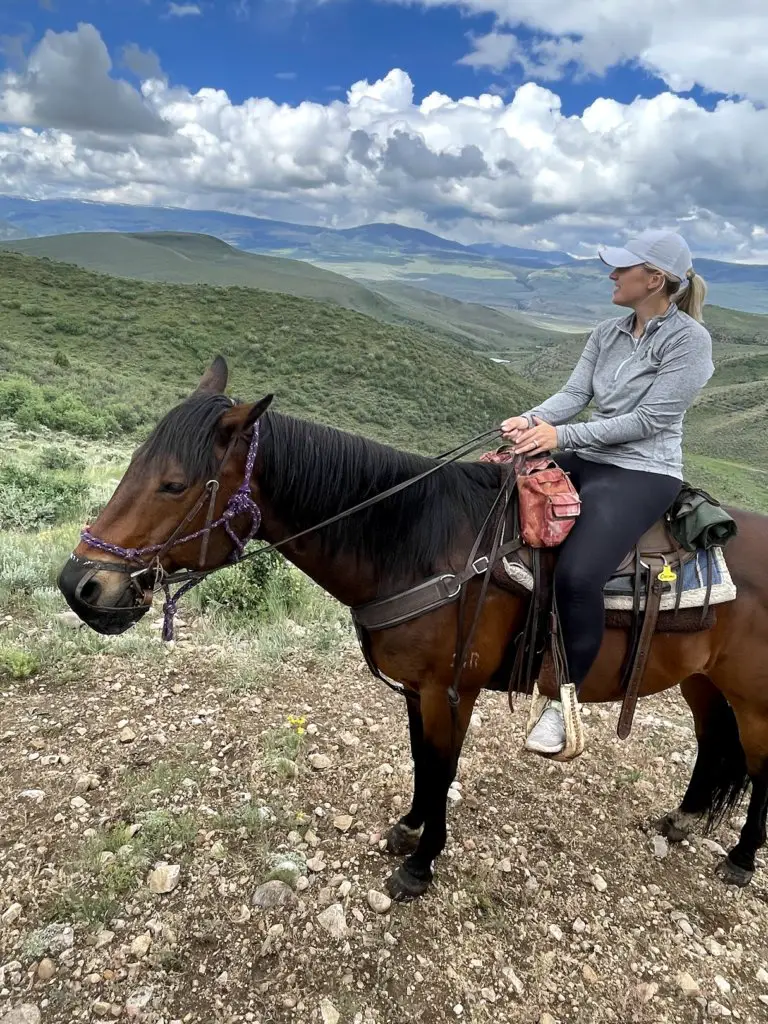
[654,812,691,844]
[385,822,421,857]
[716,856,754,887]
[386,864,432,901]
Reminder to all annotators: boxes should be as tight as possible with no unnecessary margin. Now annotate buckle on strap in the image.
[472,556,490,575]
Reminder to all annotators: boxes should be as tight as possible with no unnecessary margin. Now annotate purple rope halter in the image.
[80,423,262,641]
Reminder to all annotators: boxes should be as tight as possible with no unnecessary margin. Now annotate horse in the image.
[58,357,768,901]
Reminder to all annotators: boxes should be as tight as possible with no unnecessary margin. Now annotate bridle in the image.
[76,421,263,640]
[74,415,505,640]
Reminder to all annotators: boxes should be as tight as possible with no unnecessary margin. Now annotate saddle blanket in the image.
[502,546,737,612]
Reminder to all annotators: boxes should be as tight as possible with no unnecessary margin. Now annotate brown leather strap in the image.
[617,560,665,740]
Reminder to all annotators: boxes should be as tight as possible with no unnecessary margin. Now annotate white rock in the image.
[333,815,353,832]
[95,930,115,950]
[309,754,331,771]
[652,836,669,860]
[572,917,587,935]
[714,975,731,996]
[339,732,359,747]
[757,967,768,985]
[119,727,136,744]
[706,937,726,957]
[635,982,658,1003]
[548,924,563,942]
[591,874,608,893]
[677,918,694,937]
[125,986,154,1019]
[147,863,180,894]
[70,796,88,811]
[677,972,700,997]
[18,790,45,804]
[320,998,340,1024]
[540,1015,557,1024]
[708,1001,732,1018]
[130,933,152,958]
[2,903,22,925]
[367,890,392,914]
[583,965,599,984]
[0,1006,41,1024]
[74,773,100,794]
[501,967,524,996]
[317,903,348,940]
[701,838,728,857]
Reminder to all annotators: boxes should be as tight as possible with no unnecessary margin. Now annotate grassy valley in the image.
[0,249,539,455]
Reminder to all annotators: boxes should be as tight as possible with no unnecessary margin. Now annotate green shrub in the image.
[0,464,89,530]
[0,646,40,680]
[53,349,71,368]
[38,446,86,472]
[52,316,85,335]
[196,546,302,617]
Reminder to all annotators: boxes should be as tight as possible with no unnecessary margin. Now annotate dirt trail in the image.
[2,641,768,1024]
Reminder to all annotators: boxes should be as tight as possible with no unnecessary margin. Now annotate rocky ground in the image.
[2,615,768,1024]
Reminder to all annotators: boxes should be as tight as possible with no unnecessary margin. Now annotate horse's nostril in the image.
[78,578,102,606]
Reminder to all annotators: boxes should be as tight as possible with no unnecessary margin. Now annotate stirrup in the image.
[525,682,550,738]
[551,683,584,762]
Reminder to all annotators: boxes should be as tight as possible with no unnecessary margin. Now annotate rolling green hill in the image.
[0,230,560,353]
[0,250,539,456]
[0,231,403,324]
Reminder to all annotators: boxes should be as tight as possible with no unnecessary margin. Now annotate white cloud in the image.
[167,3,203,16]
[0,24,170,135]
[275,71,297,81]
[1,25,768,260]
[400,0,768,104]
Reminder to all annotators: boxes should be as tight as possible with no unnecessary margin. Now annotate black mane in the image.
[137,393,233,478]
[260,411,502,586]
[140,395,503,587]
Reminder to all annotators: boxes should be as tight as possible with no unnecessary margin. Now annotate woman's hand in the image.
[511,416,557,456]
[500,415,529,442]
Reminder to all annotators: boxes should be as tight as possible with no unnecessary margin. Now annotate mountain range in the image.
[2,195,767,320]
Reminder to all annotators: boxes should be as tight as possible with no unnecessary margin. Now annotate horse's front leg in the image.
[386,692,426,856]
[386,684,478,900]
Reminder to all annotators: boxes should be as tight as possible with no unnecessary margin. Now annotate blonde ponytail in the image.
[674,269,707,323]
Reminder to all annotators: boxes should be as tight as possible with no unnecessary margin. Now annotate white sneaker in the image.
[525,700,566,755]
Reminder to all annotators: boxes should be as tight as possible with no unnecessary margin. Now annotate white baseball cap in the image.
[598,230,693,281]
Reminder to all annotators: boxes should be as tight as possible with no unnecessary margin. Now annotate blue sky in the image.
[0,0,765,257]
[0,0,720,115]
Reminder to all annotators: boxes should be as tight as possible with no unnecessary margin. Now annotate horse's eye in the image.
[159,481,187,495]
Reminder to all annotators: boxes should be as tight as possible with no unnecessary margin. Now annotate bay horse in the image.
[58,358,768,901]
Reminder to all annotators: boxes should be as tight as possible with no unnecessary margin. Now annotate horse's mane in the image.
[140,395,503,587]
[260,412,502,585]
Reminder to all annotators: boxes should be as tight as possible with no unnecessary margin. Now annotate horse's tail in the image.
[703,689,751,830]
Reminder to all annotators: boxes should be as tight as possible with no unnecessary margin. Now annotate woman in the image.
[501,229,713,760]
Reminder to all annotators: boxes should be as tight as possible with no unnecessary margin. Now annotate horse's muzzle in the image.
[57,555,152,635]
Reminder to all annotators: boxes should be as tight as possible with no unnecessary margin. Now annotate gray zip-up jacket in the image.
[522,304,714,479]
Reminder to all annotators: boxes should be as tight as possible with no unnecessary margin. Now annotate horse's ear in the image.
[219,394,274,436]
[196,356,229,395]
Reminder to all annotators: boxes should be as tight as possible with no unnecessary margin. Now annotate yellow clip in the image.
[658,564,677,583]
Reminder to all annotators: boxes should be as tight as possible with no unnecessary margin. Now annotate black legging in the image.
[552,453,682,688]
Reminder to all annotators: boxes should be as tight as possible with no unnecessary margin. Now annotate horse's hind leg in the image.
[386,684,478,901]
[657,676,747,842]
[716,701,768,886]
[386,693,426,856]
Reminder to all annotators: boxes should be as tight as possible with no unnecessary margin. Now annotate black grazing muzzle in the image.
[57,554,152,635]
